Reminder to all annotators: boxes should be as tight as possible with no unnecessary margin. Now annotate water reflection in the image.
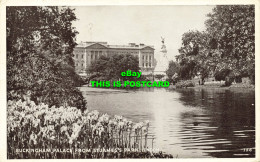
[80,87,255,158]
[175,88,255,157]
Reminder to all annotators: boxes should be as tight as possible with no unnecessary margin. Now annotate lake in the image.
[80,87,255,158]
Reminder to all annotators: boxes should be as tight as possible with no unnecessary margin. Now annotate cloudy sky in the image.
[72,5,215,60]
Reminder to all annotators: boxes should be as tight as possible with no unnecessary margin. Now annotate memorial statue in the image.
[161,36,165,44]
[154,36,169,79]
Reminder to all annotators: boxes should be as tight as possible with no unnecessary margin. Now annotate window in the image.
[82,54,84,59]
[94,51,98,59]
[76,54,78,59]
[143,63,145,67]
[91,51,94,59]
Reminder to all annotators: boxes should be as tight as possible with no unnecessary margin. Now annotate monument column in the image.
[153,37,169,80]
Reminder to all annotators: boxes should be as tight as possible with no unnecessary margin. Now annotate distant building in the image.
[73,41,155,76]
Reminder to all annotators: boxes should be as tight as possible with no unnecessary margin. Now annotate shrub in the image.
[7,7,86,110]
[175,80,195,88]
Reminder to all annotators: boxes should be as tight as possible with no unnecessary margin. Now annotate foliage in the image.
[7,100,173,159]
[166,60,180,83]
[205,5,255,82]
[154,74,165,81]
[171,73,179,83]
[214,69,232,81]
[176,31,214,81]
[176,5,255,85]
[175,80,195,88]
[230,83,254,89]
[6,6,86,109]
[89,54,140,81]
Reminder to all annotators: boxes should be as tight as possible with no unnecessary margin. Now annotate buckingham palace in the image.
[73,41,155,76]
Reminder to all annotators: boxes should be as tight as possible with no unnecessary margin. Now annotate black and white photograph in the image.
[0,0,259,160]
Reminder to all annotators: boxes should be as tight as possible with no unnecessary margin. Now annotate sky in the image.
[72,5,215,61]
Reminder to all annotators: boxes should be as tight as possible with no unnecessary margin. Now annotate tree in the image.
[166,60,180,82]
[176,6,255,85]
[89,54,140,81]
[205,5,255,83]
[7,6,86,110]
[214,69,232,81]
[176,31,214,81]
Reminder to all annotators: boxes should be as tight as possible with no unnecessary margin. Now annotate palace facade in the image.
[73,41,155,75]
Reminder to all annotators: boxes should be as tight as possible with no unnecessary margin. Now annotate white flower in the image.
[144,120,150,127]
[32,119,40,127]
[48,125,55,131]
[49,136,55,140]
[29,132,37,145]
[60,125,68,132]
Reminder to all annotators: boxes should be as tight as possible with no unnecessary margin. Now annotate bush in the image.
[7,7,86,110]
[175,80,195,88]
[224,79,233,86]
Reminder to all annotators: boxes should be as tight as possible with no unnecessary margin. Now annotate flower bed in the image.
[7,100,173,158]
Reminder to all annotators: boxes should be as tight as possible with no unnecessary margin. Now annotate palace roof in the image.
[76,41,154,50]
